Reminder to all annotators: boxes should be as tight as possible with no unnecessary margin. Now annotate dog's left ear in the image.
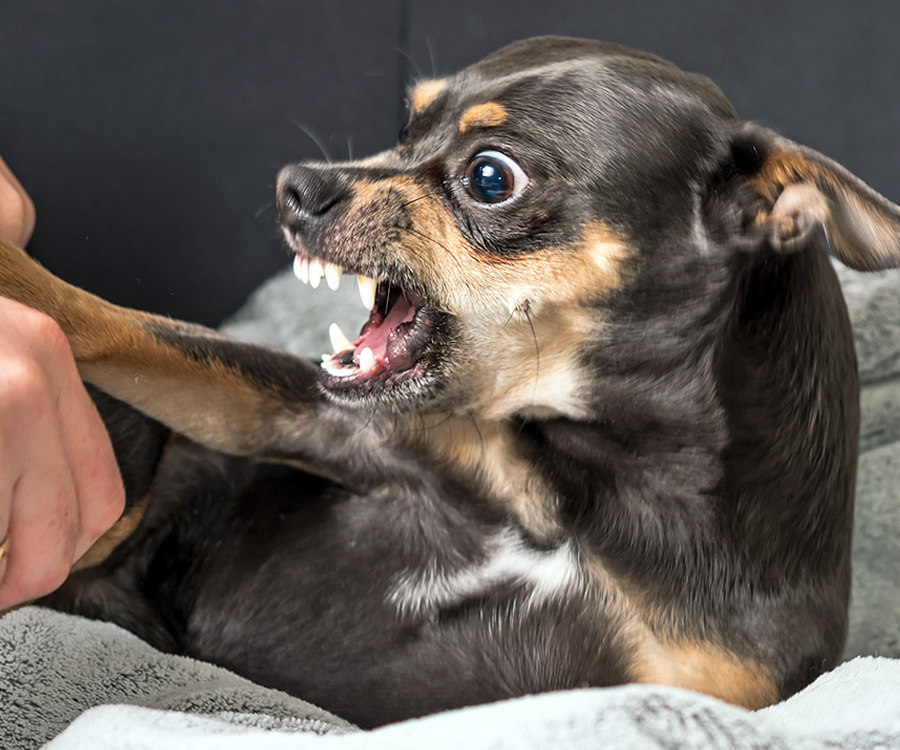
[736,124,900,271]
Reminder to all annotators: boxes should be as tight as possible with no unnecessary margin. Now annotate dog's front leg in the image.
[0,236,383,485]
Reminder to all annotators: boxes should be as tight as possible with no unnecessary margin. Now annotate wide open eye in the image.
[463,150,528,204]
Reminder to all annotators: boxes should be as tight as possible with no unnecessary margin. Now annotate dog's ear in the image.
[735,124,900,271]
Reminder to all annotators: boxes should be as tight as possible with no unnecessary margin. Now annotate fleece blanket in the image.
[1,262,899,748]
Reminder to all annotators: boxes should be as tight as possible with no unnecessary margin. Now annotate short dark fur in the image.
[0,36,896,727]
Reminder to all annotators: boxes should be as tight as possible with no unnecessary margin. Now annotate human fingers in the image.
[52,345,125,561]
[0,323,81,608]
[0,155,36,247]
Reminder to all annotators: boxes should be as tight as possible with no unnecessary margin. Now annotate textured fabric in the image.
[39,654,900,749]
[0,608,351,749]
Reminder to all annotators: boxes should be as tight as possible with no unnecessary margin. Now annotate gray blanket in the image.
[1,263,899,748]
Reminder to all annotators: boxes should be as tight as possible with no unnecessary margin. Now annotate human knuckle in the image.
[27,310,68,354]
[0,354,48,407]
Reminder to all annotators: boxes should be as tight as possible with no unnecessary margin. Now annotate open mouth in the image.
[291,251,439,395]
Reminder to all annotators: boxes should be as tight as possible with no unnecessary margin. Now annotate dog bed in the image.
[1,263,898,749]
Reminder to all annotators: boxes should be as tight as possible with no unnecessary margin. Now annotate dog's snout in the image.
[276,165,348,230]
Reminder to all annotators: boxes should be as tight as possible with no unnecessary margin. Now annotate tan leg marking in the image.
[584,559,778,710]
[0,237,313,457]
[72,494,151,571]
[630,636,778,709]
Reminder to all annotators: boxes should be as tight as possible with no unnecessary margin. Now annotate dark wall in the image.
[1,1,898,325]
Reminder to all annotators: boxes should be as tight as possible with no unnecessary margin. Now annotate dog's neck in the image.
[408,242,856,611]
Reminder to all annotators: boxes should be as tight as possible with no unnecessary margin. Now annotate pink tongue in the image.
[354,295,416,362]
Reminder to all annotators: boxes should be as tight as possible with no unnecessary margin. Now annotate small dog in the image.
[1,36,898,727]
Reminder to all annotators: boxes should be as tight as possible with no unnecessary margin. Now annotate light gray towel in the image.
[43,654,900,749]
[0,607,351,749]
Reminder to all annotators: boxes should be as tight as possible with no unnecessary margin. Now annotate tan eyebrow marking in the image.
[459,102,508,133]
[410,78,449,113]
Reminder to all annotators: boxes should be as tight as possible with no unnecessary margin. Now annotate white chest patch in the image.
[387,528,582,618]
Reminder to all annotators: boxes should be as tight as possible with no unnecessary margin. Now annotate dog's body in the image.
[1,36,898,727]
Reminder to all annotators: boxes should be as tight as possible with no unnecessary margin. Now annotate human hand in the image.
[0,161,124,610]
[0,155,36,247]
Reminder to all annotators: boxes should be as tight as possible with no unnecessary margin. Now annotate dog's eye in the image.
[398,121,410,145]
[463,151,528,204]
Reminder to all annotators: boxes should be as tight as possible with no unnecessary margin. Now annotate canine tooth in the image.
[358,275,377,310]
[329,323,354,353]
[325,263,343,291]
[358,347,377,372]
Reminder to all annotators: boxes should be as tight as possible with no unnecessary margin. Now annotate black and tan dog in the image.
[2,36,899,727]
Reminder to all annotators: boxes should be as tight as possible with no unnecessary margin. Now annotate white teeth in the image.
[328,323,354,353]
[320,352,358,378]
[358,347,377,372]
[309,258,324,289]
[358,275,377,310]
[320,357,359,378]
[292,254,310,284]
[325,263,342,291]
[292,256,368,303]
[293,254,310,284]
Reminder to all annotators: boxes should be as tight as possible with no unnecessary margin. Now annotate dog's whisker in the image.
[289,120,334,163]
[423,35,438,80]
[399,191,442,208]
[522,305,541,410]
[395,45,422,81]
[254,201,276,220]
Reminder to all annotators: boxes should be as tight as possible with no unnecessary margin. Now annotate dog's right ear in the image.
[732,124,900,271]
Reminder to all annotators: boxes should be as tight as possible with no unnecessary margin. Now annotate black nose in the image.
[276,165,348,231]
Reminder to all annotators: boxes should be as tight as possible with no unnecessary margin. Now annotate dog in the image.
[1,35,898,728]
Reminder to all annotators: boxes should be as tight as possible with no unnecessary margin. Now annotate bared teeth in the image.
[292,255,377,304]
[309,258,324,289]
[357,275,377,311]
[325,263,342,291]
[320,355,359,378]
[292,254,309,284]
[328,322,354,353]
[358,347,377,372]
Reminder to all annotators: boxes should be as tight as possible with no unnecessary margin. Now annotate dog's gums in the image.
[291,249,439,391]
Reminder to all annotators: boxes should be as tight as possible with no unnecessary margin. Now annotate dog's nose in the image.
[276,165,348,231]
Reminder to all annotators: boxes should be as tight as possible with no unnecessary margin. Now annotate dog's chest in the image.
[387,527,583,619]
[173,467,624,726]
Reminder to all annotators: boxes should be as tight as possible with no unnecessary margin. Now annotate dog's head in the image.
[276,36,900,419]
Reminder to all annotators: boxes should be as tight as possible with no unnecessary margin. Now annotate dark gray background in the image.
[1,1,898,325]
